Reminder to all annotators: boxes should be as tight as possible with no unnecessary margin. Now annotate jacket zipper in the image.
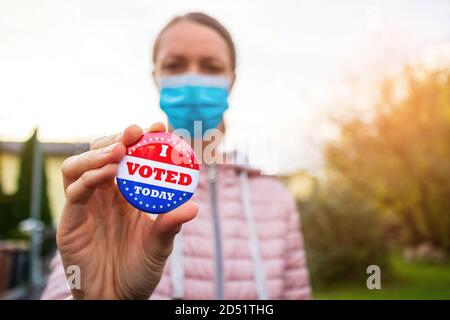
[208,164,224,300]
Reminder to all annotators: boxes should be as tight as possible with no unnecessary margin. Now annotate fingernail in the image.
[102,142,120,154]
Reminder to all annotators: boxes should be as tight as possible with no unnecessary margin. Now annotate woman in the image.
[42,12,311,300]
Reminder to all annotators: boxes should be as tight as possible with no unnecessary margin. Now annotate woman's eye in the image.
[165,64,178,69]
[163,62,183,72]
[203,64,224,74]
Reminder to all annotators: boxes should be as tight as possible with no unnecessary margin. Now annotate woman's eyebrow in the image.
[200,56,226,64]
[162,54,186,61]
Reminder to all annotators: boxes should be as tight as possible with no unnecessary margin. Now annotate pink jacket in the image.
[41,163,311,300]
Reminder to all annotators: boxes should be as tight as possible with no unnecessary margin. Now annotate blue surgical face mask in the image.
[158,73,230,137]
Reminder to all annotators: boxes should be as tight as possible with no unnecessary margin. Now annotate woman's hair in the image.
[152,12,236,71]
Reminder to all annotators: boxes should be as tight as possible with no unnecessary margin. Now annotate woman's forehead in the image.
[156,21,231,63]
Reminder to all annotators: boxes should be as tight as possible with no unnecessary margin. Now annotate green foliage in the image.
[0,129,53,239]
[326,67,450,252]
[299,180,389,288]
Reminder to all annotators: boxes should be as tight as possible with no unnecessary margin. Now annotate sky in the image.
[1,0,450,174]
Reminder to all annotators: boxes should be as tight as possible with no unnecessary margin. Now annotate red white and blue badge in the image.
[116,132,199,214]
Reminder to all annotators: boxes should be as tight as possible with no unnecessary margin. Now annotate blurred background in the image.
[1,0,449,299]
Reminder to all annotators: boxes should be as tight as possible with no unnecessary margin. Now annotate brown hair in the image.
[152,12,236,71]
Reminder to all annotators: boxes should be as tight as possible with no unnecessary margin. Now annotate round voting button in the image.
[116,132,199,213]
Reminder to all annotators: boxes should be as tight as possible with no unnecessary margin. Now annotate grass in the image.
[313,255,450,299]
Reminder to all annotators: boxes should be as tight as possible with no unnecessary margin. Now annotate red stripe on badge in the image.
[125,132,200,170]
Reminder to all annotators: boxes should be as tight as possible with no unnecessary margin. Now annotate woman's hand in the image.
[56,123,198,300]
